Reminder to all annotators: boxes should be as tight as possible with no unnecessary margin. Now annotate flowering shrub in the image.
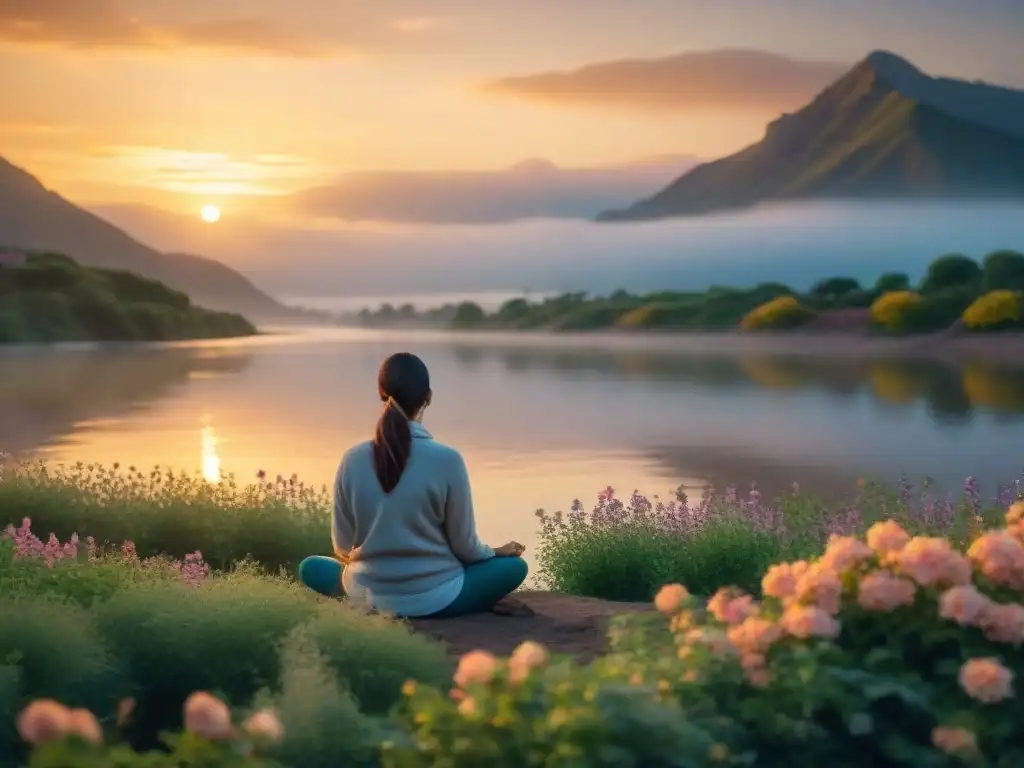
[1,518,208,606]
[739,295,815,331]
[0,458,331,571]
[0,517,449,765]
[18,692,285,767]
[389,502,1024,766]
[870,290,924,333]
[535,477,1016,601]
[962,289,1024,331]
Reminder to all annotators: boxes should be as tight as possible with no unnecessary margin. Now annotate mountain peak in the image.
[509,158,559,174]
[598,52,1024,222]
[856,50,924,95]
[863,50,919,77]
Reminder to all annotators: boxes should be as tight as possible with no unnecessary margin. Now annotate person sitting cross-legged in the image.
[297,352,528,618]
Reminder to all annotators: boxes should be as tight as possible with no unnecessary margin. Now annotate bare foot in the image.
[490,597,536,617]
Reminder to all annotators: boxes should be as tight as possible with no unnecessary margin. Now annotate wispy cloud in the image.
[481,49,849,112]
[0,0,367,57]
[83,146,324,196]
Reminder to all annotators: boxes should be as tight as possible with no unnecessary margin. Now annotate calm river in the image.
[2,327,1023,553]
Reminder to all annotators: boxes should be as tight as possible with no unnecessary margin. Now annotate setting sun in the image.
[200,204,221,223]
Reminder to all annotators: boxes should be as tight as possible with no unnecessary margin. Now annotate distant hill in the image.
[598,51,1024,221]
[0,156,293,320]
[289,155,701,224]
[0,252,256,343]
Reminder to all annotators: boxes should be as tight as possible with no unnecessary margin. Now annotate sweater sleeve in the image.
[444,452,495,564]
[331,464,355,561]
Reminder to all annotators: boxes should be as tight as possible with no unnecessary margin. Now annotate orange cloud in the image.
[480,49,849,112]
[0,0,344,56]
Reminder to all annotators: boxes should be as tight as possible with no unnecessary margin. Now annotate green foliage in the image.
[0,462,331,573]
[962,290,1024,331]
[451,302,486,327]
[810,276,861,298]
[873,271,911,293]
[739,295,815,331]
[870,290,923,334]
[258,632,387,768]
[352,248,1024,335]
[388,504,1024,767]
[536,519,784,601]
[981,250,1024,292]
[0,551,447,762]
[904,287,976,333]
[919,253,982,295]
[0,253,256,343]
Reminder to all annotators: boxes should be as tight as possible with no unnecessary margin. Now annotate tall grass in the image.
[0,459,332,571]
[536,478,1022,602]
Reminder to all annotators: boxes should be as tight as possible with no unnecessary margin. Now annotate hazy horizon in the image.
[86,200,1024,304]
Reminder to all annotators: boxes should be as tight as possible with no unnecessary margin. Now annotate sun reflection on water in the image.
[200,424,221,483]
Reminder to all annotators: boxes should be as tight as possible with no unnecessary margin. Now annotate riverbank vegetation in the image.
[354,249,1024,336]
[0,253,257,343]
[3,456,1023,765]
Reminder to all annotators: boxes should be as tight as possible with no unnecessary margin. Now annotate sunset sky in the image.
[2,0,1023,220]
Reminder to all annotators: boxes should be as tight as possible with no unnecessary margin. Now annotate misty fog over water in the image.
[228,201,1024,302]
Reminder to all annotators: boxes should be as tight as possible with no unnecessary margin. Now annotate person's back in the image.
[335,425,493,616]
[297,351,528,618]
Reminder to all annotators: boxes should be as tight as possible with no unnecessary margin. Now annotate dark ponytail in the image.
[371,353,431,493]
[372,399,412,493]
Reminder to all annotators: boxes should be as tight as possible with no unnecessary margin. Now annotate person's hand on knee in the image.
[494,541,525,557]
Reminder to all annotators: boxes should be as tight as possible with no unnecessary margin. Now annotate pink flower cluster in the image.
[657,504,1024,703]
[17,693,282,748]
[2,517,96,566]
[2,517,209,587]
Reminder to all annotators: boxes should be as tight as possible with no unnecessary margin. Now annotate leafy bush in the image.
[739,295,815,331]
[451,302,486,327]
[809,276,861,299]
[920,253,982,294]
[873,271,911,293]
[386,502,1024,767]
[0,517,448,764]
[870,290,923,333]
[981,250,1024,292]
[962,290,1024,331]
[535,480,1009,603]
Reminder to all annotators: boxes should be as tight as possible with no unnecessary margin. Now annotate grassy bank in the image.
[0,252,257,343]
[4,456,1024,765]
[4,457,1017,603]
[355,249,1024,336]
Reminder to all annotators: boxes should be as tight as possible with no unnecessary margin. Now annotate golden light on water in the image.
[200,425,221,482]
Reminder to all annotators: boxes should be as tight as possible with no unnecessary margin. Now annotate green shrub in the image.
[259,631,388,768]
[963,290,1024,331]
[537,519,783,601]
[870,290,923,333]
[451,302,486,327]
[873,271,911,293]
[739,295,814,331]
[0,597,123,766]
[809,276,861,299]
[981,249,1024,292]
[920,253,982,294]
[384,506,1024,767]
[0,461,330,572]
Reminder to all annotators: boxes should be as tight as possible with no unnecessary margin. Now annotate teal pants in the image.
[297,555,528,618]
